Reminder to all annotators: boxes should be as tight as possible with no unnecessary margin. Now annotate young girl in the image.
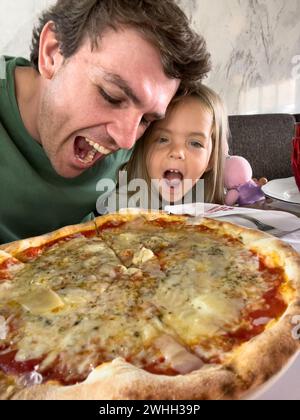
[96,84,228,214]
[120,83,229,208]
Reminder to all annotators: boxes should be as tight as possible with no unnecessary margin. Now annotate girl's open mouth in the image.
[163,169,184,188]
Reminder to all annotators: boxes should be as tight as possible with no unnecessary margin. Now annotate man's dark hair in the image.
[30,0,211,91]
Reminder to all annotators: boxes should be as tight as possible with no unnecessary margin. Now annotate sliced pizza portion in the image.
[0,220,197,387]
[96,214,172,283]
[151,227,291,363]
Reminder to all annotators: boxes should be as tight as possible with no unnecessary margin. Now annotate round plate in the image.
[262,177,300,205]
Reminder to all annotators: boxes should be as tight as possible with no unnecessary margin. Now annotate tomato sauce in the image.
[99,220,126,231]
[0,258,21,280]
[0,350,42,375]
[228,285,287,344]
[149,219,184,229]
[143,357,178,376]
[0,350,90,386]
[17,230,97,262]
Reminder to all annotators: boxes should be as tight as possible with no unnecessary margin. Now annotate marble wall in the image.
[1,0,300,115]
[178,0,300,115]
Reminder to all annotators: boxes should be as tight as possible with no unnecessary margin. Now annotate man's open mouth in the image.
[74,136,111,164]
[163,169,184,188]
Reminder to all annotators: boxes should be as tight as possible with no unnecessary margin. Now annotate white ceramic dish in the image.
[262,177,300,205]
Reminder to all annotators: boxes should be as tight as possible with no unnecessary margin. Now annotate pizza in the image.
[0,210,300,400]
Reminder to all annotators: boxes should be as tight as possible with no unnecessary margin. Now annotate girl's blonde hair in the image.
[122,84,229,205]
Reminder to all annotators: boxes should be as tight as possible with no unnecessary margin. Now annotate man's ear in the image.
[38,21,63,79]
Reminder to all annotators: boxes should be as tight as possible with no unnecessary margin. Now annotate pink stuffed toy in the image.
[224,156,266,206]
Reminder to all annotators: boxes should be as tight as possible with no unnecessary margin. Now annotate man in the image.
[0,0,211,244]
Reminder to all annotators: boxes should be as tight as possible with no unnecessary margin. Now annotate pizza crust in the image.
[0,250,13,265]
[0,220,96,258]
[11,358,240,400]
[1,211,300,400]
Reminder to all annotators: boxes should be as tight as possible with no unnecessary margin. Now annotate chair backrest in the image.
[228,114,296,180]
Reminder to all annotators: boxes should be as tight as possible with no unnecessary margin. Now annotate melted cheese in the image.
[0,316,8,340]
[17,287,64,315]
[132,247,154,266]
[154,335,203,373]
[0,226,290,380]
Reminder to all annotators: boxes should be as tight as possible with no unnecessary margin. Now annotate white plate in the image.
[253,351,300,400]
[262,177,300,204]
[246,351,300,400]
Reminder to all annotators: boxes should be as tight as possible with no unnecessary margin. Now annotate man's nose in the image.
[106,115,142,150]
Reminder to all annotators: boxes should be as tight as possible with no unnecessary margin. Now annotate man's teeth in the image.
[86,139,111,155]
[78,149,97,164]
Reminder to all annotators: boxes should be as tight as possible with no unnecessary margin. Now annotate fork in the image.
[216,214,300,238]
[228,214,275,232]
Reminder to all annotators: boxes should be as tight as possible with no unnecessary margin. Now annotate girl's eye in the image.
[99,87,123,106]
[189,140,203,149]
[157,137,169,144]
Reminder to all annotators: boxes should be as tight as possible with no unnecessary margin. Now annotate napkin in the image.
[164,203,300,252]
[165,203,300,230]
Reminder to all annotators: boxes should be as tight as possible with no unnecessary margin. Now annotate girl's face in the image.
[146,96,213,203]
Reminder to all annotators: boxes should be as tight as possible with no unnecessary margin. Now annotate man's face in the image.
[38,26,180,178]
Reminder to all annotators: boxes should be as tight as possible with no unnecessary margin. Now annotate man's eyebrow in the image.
[103,72,165,121]
[103,72,142,106]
